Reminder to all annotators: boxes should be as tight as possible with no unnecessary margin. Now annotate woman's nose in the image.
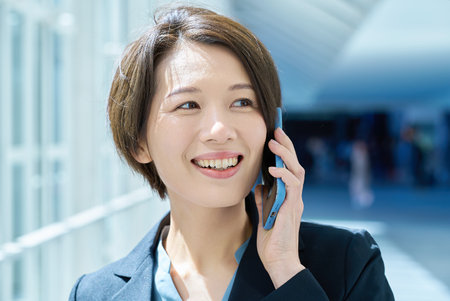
[199,110,237,144]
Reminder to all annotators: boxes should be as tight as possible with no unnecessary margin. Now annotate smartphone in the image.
[262,107,286,230]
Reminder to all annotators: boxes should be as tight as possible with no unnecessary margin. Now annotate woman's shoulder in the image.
[68,243,155,300]
[68,259,128,300]
[299,220,381,267]
[299,221,376,247]
[68,213,170,300]
[298,221,392,300]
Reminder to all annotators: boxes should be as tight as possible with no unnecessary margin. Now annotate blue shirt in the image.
[152,231,250,301]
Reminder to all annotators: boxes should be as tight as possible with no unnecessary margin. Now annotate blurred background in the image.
[1,0,449,300]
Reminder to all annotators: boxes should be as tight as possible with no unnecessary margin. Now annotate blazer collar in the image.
[111,192,305,300]
[111,213,170,300]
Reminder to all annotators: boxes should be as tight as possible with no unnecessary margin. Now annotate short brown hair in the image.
[108,5,281,198]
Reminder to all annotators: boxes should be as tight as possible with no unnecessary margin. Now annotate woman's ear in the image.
[132,141,152,164]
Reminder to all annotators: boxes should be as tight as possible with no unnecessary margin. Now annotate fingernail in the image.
[269,139,279,145]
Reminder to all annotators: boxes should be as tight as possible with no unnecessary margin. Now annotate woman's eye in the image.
[178,101,199,110]
[232,98,253,107]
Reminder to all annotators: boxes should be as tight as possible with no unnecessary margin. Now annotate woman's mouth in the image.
[191,155,243,179]
[193,156,242,170]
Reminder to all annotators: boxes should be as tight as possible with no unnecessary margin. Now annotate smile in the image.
[194,157,240,170]
[191,153,243,179]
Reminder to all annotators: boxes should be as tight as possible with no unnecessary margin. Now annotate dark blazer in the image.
[69,194,394,300]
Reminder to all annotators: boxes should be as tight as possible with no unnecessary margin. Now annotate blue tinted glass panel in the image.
[36,160,43,227]
[101,0,111,42]
[35,24,43,146]
[13,259,24,299]
[120,0,129,42]
[12,164,24,238]
[11,11,24,146]
[52,33,62,144]
[101,155,112,202]
[53,160,63,221]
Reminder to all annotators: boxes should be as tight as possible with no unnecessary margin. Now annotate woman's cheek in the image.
[148,115,190,172]
[245,115,267,171]
[251,115,268,151]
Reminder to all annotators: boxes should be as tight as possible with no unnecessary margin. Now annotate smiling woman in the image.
[107,7,280,201]
[69,5,394,301]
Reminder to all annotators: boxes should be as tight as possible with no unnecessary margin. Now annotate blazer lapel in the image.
[228,194,274,300]
[112,255,154,301]
[111,213,171,301]
[228,232,274,300]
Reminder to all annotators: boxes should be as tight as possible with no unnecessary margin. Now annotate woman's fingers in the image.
[268,138,305,181]
[268,166,304,223]
[274,128,296,156]
[268,166,302,189]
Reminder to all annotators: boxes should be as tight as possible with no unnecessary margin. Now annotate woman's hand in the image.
[254,127,306,289]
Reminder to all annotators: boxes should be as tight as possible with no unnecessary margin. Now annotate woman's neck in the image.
[164,196,252,275]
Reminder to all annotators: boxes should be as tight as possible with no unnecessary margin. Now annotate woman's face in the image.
[137,42,267,208]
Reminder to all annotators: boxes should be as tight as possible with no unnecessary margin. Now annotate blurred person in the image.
[411,126,434,187]
[69,6,393,300]
[335,139,352,183]
[306,137,332,183]
[349,140,374,209]
[395,126,415,184]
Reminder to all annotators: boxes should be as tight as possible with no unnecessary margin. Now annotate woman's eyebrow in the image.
[166,83,253,98]
[229,83,254,91]
[166,86,200,98]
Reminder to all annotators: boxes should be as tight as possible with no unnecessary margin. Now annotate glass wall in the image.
[0,0,232,299]
[0,0,193,299]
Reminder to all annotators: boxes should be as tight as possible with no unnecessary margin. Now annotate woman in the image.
[69,6,394,300]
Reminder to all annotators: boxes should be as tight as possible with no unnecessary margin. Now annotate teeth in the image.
[223,160,229,169]
[195,157,240,169]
